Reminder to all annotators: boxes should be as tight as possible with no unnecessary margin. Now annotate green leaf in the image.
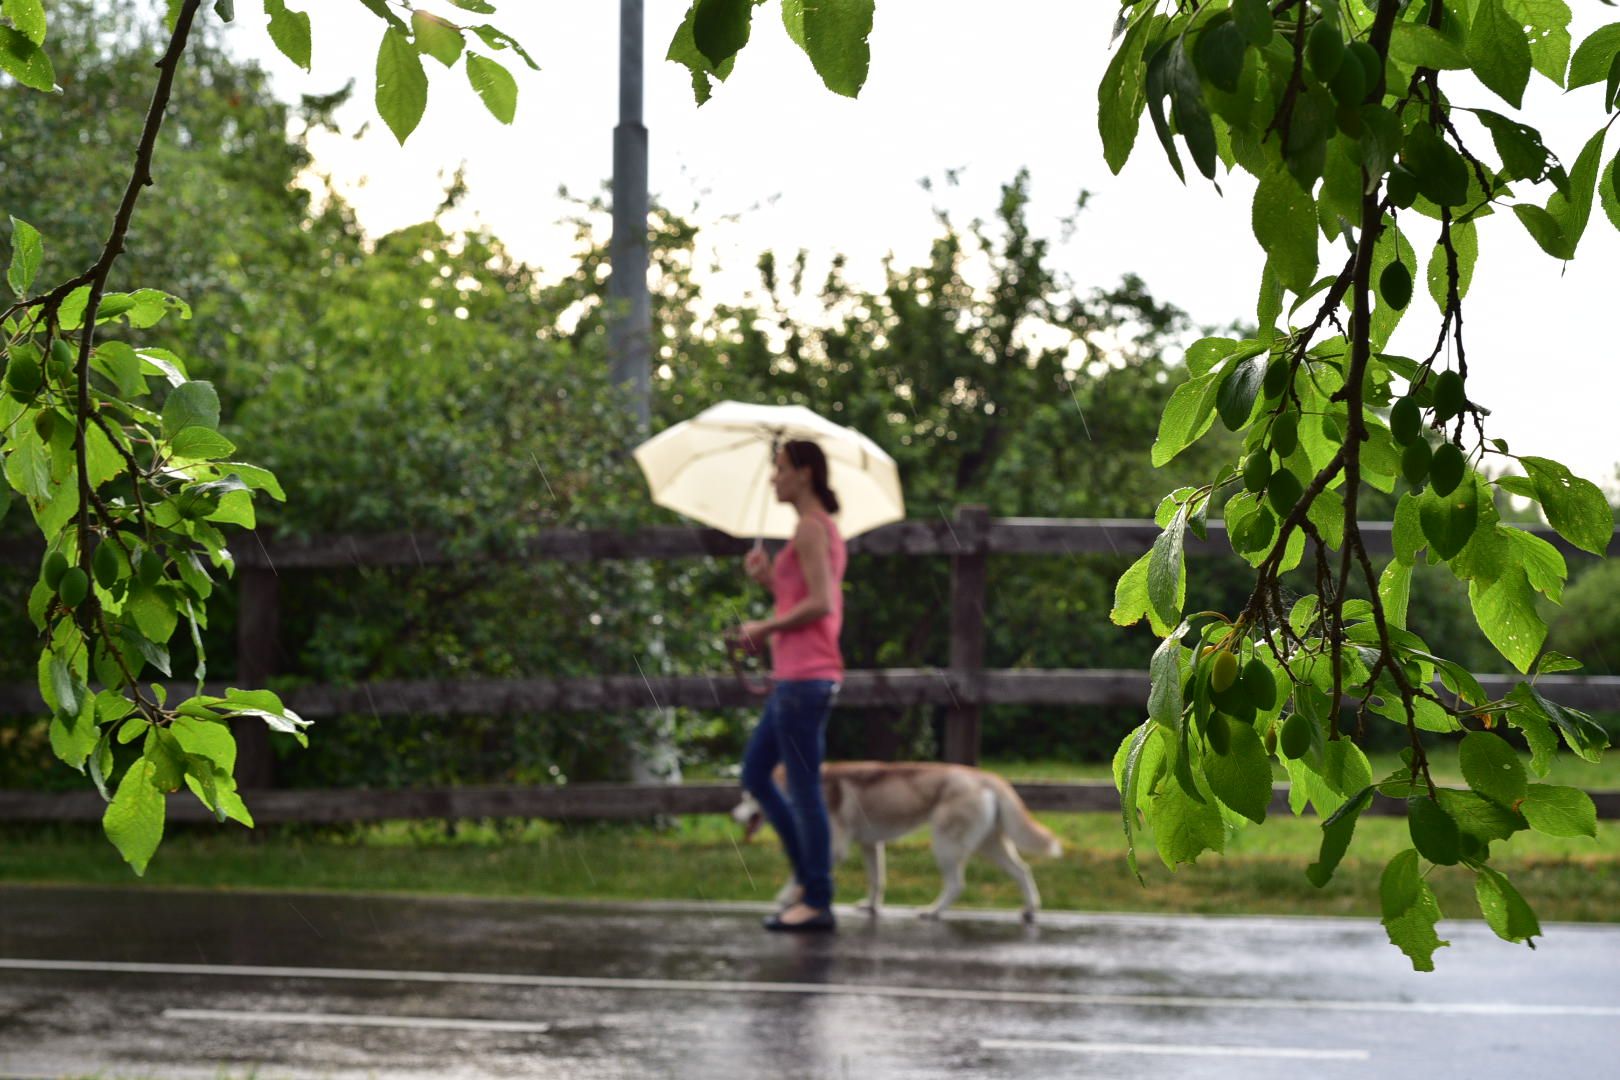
[1307,785,1374,887]
[214,0,235,23]
[170,427,237,462]
[7,215,42,295]
[376,25,429,143]
[126,581,178,645]
[1514,127,1609,259]
[1150,760,1225,868]
[1438,787,1528,844]
[355,0,407,31]
[1520,456,1613,555]
[1380,849,1450,972]
[466,53,517,124]
[161,380,220,438]
[1504,0,1571,87]
[103,758,165,876]
[1426,219,1477,312]
[1605,153,1620,231]
[1569,22,1620,89]
[1151,368,1222,467]
[48,701,97,772]
[1147,629,1184,732]
[2,0,46,44]
[1116,720,1159,884]
[1520,783,1597,838]
[1408,794,1461,865]
[1476,110,1552,182]
[0,23,55,90]
[1393,491,1426,564]
[1501,526,1566,602]
[1507,681,1609,764]
[171,714,236,774]
[1467,0,1533,108]
[1147,508,1187,629]
[692,0,753,68]
[1458,731,1528,807]
[1402,123,1469,208]
[668,2,737,104]
[800,0,874,98]
[412,10,463,68]
[1419,476,1479,560]
[1099,11,1157,174]
[1388,23,1469,70]
[1379,558,1412,630]
[1253,167,1318,292]
[1535,651,1583,676]
[1468,566,1546,674]
[1473,865,1541,947]
[468,25,538,70]
[1168,38,1217,181]
[1110,550,1152,628]
[1205,720,1273,825]
[264,0,311,71]
[1216,355,1266,431]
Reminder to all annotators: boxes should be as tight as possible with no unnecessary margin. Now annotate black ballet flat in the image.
[763,908,837,933]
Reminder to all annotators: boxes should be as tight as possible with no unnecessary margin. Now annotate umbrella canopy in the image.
[633,401,905,540]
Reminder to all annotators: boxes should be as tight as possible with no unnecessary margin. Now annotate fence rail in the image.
[4,513,1615,821]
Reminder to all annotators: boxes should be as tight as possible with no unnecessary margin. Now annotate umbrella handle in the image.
[725,639,772,699]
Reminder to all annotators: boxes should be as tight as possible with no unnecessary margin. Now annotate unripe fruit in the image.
[1387,166,1417,209]
[1334,101,1363,137]
[1390,396,1422,445]
[1348,41,1382,96]
[93,542,122,590]
[1320,416,1342,445]
[1380,260,1412,310]
[136,549,164,587]
[1264,725,1279,755]
[1263,358,1291,400]
[49,339,75,382]
[1271,410,1300,457]
[1243,452,1272,494]
[1430,442,1466,497]
[33,409,56,442]
[1432,370,1466,421]
[1401,439,1432,487]
[1242,657,1278,710]
[1267,467,1303,516]
[43,551,69,590]
[1280,712,1312,759]
[1329,57,1365,107]
[5,352,42,401]
[1307,19,1345,81]
[1211,650,1239,693]
[1207,711,1232,756]
[58,567,89,608]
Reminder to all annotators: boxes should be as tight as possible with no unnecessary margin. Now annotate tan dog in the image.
[734,762,1062,923]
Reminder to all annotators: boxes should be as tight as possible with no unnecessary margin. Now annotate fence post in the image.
[234,565,279,789]
[943,505,988,765]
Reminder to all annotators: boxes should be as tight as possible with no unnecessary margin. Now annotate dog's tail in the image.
[987,774,1062,857]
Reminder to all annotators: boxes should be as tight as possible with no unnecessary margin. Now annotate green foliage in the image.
[0,0,530,871]
[671,0,873,101]
[1094,0,1615,969]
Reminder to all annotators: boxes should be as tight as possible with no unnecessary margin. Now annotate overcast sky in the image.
[233,1,1620,492]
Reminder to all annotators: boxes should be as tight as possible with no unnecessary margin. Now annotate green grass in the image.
[5,777,1616,924]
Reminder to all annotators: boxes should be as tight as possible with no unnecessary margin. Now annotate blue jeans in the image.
[740,679,839,909]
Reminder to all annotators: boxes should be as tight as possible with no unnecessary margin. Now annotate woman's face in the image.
[771,448,808,503]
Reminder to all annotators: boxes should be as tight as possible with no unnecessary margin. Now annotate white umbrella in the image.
[632,400,905,540]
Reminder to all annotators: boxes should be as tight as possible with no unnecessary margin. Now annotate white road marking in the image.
[981,1038,1370,1061]
[4,958,1619,1018]
[163,1007,551,1034]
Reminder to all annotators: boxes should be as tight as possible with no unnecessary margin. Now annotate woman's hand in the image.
[727,619,773,654]
[743,546,771,585]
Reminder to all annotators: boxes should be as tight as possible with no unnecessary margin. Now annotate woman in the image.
[733,439,848,932]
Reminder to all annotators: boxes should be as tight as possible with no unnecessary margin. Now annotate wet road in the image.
[1,885,1617,1079]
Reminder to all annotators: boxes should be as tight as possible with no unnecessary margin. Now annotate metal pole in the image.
[609,0,651,433]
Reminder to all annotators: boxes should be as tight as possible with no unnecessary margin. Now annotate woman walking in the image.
[733,439,848,932]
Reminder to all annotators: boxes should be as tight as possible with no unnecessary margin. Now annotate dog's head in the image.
[732,790,765,842]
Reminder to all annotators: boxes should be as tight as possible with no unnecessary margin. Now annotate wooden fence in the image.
[2,512,1617,822]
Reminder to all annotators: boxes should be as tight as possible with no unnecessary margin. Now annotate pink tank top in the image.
[770,509,847,681]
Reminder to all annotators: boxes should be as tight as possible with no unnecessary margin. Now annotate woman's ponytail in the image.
[783,439,839,514]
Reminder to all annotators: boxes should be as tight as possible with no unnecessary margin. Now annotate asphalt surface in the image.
[1,885,1618,1079]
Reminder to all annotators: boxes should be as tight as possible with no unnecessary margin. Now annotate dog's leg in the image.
[981,835,1041,923]
[920,836,970,920]
[856,843,884,915]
